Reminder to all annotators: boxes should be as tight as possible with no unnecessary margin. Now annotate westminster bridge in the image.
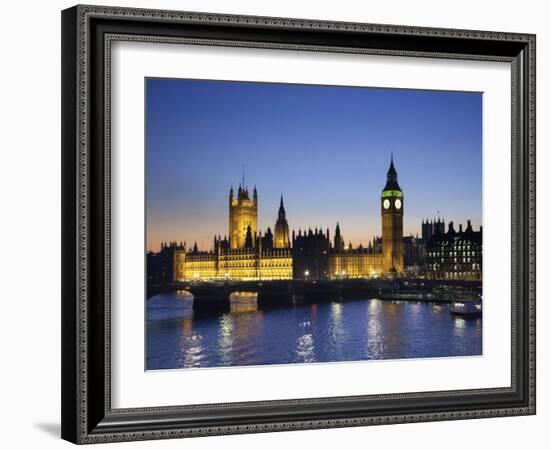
[147,278,481,311]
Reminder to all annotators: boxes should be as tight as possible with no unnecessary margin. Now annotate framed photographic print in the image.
[61,5,536,444]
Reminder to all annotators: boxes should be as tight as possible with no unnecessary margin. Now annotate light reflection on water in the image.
[295,333,315,363]
[147,294,482,370]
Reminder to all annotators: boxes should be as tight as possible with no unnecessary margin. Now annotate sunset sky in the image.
[146,78,482,252]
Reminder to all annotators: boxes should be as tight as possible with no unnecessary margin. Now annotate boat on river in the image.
[450,299,482,316]
[380,289,481,303]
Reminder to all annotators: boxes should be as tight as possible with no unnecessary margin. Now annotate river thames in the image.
[146,291,482,370]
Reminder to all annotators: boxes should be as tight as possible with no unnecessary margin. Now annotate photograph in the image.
[145,78,483,370]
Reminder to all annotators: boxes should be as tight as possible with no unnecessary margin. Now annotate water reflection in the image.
[454,317,466,330]
[366,299,385,359]
[182,316,193,338]
[218,314,234,365]
[147,293,482,370]
[173,315,204,368]
[216,310,264,366]
[229,291,258,314]
[147,292,193,322]
[310,303,318,321]
[295,333,315,363]
[180,333,204,368]
[327,302,348,360]
[230,302,258,314]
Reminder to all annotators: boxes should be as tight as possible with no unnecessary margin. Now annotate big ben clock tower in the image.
[381,155,404,275]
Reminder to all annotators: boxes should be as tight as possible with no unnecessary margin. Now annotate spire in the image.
[388,152,396,176]
[278,193,286,220]
[334,222,343,252]
[383,154,401,191]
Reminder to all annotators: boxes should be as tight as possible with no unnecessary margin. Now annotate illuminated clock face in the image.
[383,199,390,210]
[395,199,402,210]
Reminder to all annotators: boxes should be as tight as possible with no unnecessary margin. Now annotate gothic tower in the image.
[229,183,258,249]
[381,155,404,274]
[274,194,290,248]
[334,222,344,252]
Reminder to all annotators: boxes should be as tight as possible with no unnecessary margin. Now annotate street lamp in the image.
[304,270,310,279]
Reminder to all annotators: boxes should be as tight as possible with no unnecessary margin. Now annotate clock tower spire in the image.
[381,155,404,274]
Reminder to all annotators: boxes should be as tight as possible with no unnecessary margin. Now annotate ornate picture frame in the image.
[61,5,535,444]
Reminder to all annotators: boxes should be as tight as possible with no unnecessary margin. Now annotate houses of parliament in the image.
[153,157,405,282]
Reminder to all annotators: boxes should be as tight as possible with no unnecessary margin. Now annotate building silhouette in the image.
[403,234,425,275]
[147,241,184,283]
[292,227,330,279]
[422,217,445,244]
[426,220,482,280]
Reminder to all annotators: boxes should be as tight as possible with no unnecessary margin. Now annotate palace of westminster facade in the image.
[148,158,482,283]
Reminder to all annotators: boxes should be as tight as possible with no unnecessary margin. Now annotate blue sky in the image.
[146,78,482,252]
